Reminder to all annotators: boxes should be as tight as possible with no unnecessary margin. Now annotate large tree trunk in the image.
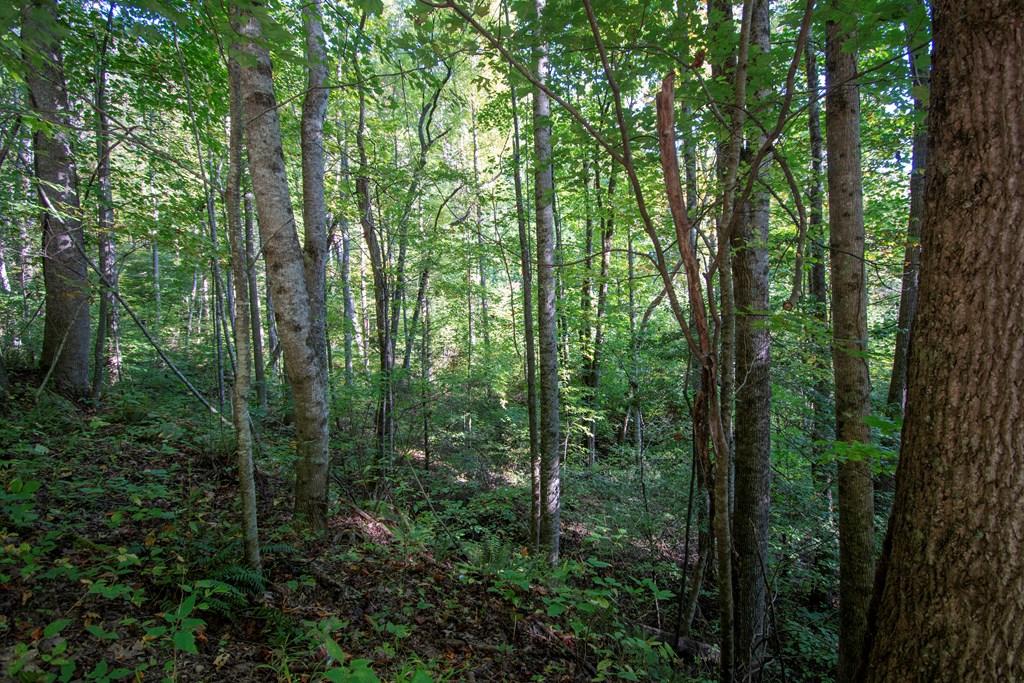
[732,0,772,676]
[23,0,90,399]
[233,6,329,531]
[534,0,561,566]
[886,2,930,413]
[825,12,875,682]
[864,3,1024,679]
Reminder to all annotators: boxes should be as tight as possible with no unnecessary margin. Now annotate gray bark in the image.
[233,6,330,531]
[300,0,329,383]
[227,56,261,571]
[534,0,560,566]
[508,69,540,550]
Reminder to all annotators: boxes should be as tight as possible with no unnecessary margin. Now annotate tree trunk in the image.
[534,0,561,566]
[864,3,1024,679]
[580,155,615,467]
[732,0,772,676]
[509,73,541,551]
[421,275,432,471]
[244,193,267,412]
[886,3,929,413]
[227,56,261,572]
[300,0,330,403]
[233,5,329,531]
[806,29,829,470]
[294,0,331,520]
[338,140,358,386]
[709,0,738,461]
[470,103,490,361]
[355,64,394,474]
[825,12,875,682]
[23,0,90,399]
[91,18,121,404]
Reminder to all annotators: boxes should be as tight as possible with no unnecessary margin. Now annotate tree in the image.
[732,0,773,675]
[825,7,874,681]
[508,75,541,549]
[885,0,929,412]
[226,55,260,572]
[534,0,561,566]
[91,7,121,404]
[232,2,330,531]
[863,2,1024,679]
[23,0,90,398]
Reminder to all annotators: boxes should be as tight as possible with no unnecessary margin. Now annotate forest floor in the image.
[0,374,718,682]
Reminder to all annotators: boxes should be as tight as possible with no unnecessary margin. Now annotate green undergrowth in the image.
[0,371,840,682]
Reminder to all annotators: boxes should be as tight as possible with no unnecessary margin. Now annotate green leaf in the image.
[546,601,567,617]
[347,660,382,683]
[352,0,384,17]
[325,660,382,683]
[172,630,197,653]
[410,669,433,683]
[44,618,72,638]
[85,624,118,640]
[322,633,348,663]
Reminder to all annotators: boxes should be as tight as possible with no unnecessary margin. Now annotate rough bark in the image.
[825,13,875,682]
[534,0,560,566]
[863,4,1024,680]
[732,0,772,676]
[23,0,90,399]
[300,0,330,398]
[233,6,329,531]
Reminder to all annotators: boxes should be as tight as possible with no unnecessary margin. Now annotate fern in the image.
[260,542,300,557]
[467,535,514,575]
[215,565,265,596]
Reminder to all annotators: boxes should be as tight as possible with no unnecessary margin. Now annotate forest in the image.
[0,0,1021,680]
